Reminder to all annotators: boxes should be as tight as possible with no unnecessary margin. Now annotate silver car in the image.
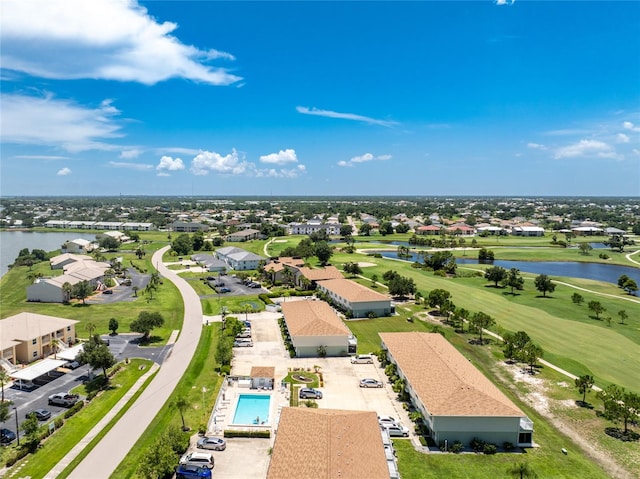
[359,378,383,388]
[197,436,226,451]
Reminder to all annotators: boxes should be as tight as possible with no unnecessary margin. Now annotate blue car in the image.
[176,464,212,479]
[1,428,16,445]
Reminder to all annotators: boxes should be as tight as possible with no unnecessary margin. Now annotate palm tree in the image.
[132,285,139,297]
[86,321,97,337]
[50,338,60,359]
[0,368,9,403]
[507,462,538,479]
[174,396,190,431]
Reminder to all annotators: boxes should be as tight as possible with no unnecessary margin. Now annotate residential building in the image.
[0,312,78,364]
[28,258,109,303]
[294,265,344,288]
[511,226,545,237]
[215,247,265,271]
[288,222,341,235]
[416,225,442,235]
[268,408,390,479]
[191,254,228,272]
[169,221,209,232]
[50,253,92,270]
[96,231,128,242]
[225,228,261,242]
[316,278,392,318]
[264,257,305,283]
[280,300,356,357]
[62,238,95,254]
[379,332,534,447]
[120,222,154,231]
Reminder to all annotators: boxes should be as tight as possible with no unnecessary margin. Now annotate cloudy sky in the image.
[1,0,639,196]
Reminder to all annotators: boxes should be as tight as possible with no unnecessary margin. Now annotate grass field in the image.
[5,359,154,479]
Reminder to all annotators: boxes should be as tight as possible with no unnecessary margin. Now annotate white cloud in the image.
[495,0,515,5]
[157,172,170,177]
[617,133,630,144]
[259,149,298,165]
[156,155,185,172]
[108,161,153,171]
[0,0,240,86]
[337,153,392,167]
[120,148,143,159]
[155,146,200,156]
[527,142,547,150]
[15,155,70,160]
[296,106,398,128]
[256,164,306,178]
[554,139,619,160]
[623,121,640,132]
[632,149,640,156]
[0,93,123,152]
[56,167,71,176]
[190,149,251,176]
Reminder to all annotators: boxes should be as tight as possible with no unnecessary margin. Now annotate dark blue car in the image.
[1,428,16,445]
[176,464,212,479]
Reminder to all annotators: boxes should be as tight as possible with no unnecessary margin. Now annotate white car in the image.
[383,423,410,437]
[179,451,214,469]
[351,354,374,364]
[359,378,383,388]
[378,415,399,427]
[233,340,253,347]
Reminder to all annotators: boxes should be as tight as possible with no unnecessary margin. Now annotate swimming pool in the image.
[232,394,271,425]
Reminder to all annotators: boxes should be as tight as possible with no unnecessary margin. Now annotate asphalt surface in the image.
[68,245,203,479]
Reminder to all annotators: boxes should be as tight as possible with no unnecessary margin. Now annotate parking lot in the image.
[193,310,412,479]
[205,274,268,297]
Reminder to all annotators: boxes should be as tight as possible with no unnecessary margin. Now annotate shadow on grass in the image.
[575,400,594,409]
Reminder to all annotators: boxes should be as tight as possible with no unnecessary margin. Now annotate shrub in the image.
[303,399,319,408]
[503,441,515,451]
[64,400,84,419]
[86,390,99,401]
[483,444,497,455]
[224,429,270,438]
[219,365,231,376]
[434,270,447,277]
[54,417,64,429]
[470,437,485,452]
[419,436,429,447]
[259,294,274,305]
[451,441,464,453]
[5,446,30,467]
[165,425,190,454]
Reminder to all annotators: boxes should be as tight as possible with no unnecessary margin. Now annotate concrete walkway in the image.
[44,363,160,479]
[66,246,204,479]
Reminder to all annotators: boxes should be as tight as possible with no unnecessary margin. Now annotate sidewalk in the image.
[44,362,160,479]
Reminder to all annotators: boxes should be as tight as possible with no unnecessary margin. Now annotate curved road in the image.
[68,246,203,479]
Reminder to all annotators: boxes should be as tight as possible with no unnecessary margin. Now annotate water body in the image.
[0,231,97,278]
[376,251,640,285]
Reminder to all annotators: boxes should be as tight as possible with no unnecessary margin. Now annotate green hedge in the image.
[259,294,274,305]
[223,429,270,438]
[63,400,84,419]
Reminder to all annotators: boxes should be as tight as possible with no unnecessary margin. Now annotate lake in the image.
[0,231,97,278]
[375,250,640,286]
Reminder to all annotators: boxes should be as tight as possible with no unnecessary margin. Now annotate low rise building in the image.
[316,278,392,318]
[280,300,356,357]
[62,238,95,254]
[225,228,261,242]
[379,332,533,447]
[215,246,265,271]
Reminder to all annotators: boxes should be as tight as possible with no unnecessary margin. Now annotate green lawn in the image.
[6,359,154,479]
[201,294,265,316]
[112,325,224,478]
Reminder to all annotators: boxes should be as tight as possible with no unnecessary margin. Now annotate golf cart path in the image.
[66,245,203,479]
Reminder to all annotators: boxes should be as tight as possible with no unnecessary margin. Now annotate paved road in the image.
[68,246,203,479]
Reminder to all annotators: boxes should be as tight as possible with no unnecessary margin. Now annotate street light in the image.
[13,407,19,446]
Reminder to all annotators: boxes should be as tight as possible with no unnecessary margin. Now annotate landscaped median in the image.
[2,359,155,478]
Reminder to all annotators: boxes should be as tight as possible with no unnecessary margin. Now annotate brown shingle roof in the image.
[250,366,275,378]
[317,278,389,303]
[380,332,524,417]
[267,408,389,479]
[297,265,343,281]
[264,257,305,273]
[281,300,351,337]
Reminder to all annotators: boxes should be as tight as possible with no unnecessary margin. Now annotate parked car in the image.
[218,287,231,293]
[235,331,252,339]
[233,340,253,347]
[176,464,212,479]
[299,388,323,399]
[179,451,214,469]
[351,354,374,364]
[248,282,261,288]
[359,378,383,388]
[102,289,113,294]
[383,423,410,437]
[64,361,80,370]
[242,320,251,328]
[377,416,399,427]
[48,392,80,407]
[196,436,227,451]
[26,409,52,421]
[0,428,16,445]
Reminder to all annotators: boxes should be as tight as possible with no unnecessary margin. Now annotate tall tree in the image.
[522,343,543,373]
[578,243,593,256]
[470,311,495,344]
[478,248,494,262]
[173,395,190,431]
[130,311,165,340]
[108,318,119,335]
[502,268,524,294]
[597,384,640,434]
[575,375,595,404]
[72,280,94,304]
[359,223,372,236]
[484,266,507,287]
[0,368,9,403]
[534,274,556,297]
[571,293,584,305]
[315,241,333,266]
[77,334,116,384]
[618,310,628,325]
[427,289,452,310]
[171,233,192,256]
[588,301,605,320]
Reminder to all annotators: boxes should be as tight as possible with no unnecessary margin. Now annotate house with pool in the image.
[379,332,534,448]
[280,300,357,357]
[268,408,392,479]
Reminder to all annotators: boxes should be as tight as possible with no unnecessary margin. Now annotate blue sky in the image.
[1,0,639,197]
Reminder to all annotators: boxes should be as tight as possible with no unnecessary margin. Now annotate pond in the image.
[375,251,640,285]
